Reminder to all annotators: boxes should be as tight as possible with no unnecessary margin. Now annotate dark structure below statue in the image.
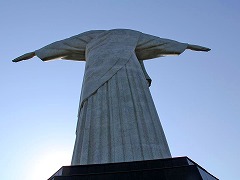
[48,157,218,180]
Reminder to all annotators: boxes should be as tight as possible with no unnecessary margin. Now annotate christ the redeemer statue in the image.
[13,29,210,165]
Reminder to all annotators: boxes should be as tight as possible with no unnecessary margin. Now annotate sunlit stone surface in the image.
[13,29,210,165]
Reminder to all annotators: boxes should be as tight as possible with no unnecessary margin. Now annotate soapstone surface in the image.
[13,29,210,165]
[35,29,188,165]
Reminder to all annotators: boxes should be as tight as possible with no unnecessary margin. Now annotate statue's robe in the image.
[35,29,188,165]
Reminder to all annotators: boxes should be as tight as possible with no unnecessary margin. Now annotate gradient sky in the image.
[1,0,239,179]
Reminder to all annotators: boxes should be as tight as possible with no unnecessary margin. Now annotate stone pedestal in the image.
[48,157,218,180]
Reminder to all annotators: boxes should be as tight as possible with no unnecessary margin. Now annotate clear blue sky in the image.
[1,0,239,179]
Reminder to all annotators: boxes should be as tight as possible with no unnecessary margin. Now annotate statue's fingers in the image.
[12,55,27,62]
[202,47,211,52]
[12,52,35,62]
[12,57,23,62]
[206,48,211,51]
[194,45,211,52]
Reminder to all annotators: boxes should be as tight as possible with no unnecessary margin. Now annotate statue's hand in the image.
[12,52,36,62]
[187,44,211,52]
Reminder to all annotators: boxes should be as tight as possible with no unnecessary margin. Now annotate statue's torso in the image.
[81,29,141,105]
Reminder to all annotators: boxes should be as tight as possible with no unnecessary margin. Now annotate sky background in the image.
[1,0,239,179]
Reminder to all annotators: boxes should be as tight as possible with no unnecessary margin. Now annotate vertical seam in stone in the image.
[78,101,87,164]
[108,78,114,162]
[111,73,120,162]
[97,84,105,163]
[116,69,125,161]
[123,64,135,160]
[106,81,112,162]
[95,87,101,163]
[87,96,93,163]
[125,63,143,160]
[127,62,146,159]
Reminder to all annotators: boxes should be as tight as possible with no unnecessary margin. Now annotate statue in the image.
[13,29,210,165]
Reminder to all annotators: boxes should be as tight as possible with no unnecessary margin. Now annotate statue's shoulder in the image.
[108,28,141,35]
[70,29,142,43]
[82,30,106,35]
[72,29,141,39]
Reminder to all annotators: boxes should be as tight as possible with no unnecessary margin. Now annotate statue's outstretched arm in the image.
[187,44,211,52]
[12,52,36,62]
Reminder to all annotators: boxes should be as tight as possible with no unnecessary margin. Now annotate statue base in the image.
[48,156,218,180]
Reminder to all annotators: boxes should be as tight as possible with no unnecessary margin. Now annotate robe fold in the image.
[35,29,188,165]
